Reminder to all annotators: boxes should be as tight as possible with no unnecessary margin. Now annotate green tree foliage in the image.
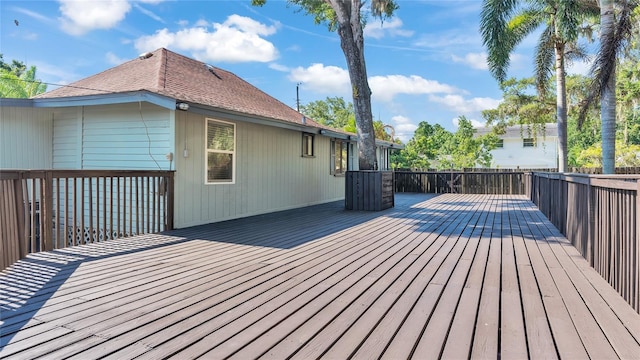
[301,96,354,128]
[392,117,498,170]
[481,0,599,172]
[301,96,395,141]
[481,72,638,168]
[0,65,47,98]
[252,0,398,170]
[0,54,27,76]
[582,0,638,173]
[482,77,554,132]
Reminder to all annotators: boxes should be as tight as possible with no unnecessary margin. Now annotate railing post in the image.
[14,175,27,259]
[165,172,175,231]
[42,170,54,251]
[587,177,595,267]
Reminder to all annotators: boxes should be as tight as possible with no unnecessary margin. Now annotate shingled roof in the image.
[36,48,322,128]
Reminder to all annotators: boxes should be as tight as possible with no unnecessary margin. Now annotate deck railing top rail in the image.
[532,171,640,190]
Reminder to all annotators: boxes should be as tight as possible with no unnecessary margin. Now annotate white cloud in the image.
[451,52,488,70]
[134,15,279,63]
[414,28,481,49]
[268,63,290,72]
[428,94,501,113]
[105,51,128,65]
[133,3,164,23]
[288,63,351,95]
[391,115,418,142]
[13,7,52,23]
[194,19,209,27]
[452,117,485,128]
[59,0,131,35]
[364,17,414,39]
[369,75,459,102]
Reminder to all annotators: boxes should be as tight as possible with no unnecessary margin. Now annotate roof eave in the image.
[187,103,351,139]
[0,98,35,107]
[32,91,176,109]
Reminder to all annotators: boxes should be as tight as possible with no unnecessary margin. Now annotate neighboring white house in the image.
[475,123,559,169]
[0,48,397,229]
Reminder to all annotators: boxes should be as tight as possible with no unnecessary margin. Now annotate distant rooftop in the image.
[475,123,558,138]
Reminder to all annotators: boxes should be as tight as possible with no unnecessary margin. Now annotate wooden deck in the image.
[1,193,639,359]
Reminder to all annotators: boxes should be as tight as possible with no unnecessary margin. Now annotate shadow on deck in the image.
[1,193,638,359]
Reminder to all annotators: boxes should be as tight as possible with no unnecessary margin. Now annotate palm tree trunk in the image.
[555,43,568,172]
[600,0,616,174]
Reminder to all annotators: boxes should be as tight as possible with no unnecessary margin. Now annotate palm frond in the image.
[578,0,639,128]
[480,0,520,82]
[534,25,555,97]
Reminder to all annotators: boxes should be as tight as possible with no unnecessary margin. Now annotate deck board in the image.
[1,193,639,359]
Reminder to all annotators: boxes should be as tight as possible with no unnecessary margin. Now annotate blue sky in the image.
[0,0,590,142]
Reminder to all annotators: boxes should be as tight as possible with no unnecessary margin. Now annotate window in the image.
[523,138,535,147]
[331,139,348,175]
[206,119,235,183]
[496,139,504,148]
[302,133,314,157]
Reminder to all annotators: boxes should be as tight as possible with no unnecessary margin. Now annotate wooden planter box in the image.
[345,171,395,211]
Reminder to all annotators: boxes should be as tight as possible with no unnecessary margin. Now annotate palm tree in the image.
[0,66,47,98]
[481,0,598,172]
[587,0,638,173]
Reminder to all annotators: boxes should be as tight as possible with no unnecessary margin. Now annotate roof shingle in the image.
[36,48,325,128]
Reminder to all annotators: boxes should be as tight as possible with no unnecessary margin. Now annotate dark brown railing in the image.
[0,170,174,270]
[529,172,639,312]
[395,171,528,195]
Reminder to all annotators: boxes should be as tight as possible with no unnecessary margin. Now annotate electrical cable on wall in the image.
[138,101,163,170]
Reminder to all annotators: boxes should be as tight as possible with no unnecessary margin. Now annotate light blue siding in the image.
[53,107,81,169]
[0,107,52,169]
[81,103,172,170]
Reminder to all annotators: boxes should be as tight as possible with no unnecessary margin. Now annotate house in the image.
[475,123,559,169]
[0,48,396,229]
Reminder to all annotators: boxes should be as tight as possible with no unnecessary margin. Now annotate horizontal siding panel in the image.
[81,104,172,171]
[83,154,168,162]
[86,120,169,129]
[53,108,80,169]
[82,147,169,155]
[82,134,169,142]
[1,107,52,169]
[83,127,169,136]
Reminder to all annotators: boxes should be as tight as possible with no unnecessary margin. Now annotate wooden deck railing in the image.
[529,172,639,312]
[395,171,528,195]
[0,170,174,270]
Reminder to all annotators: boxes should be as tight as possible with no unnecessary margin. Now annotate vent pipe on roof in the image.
[205,64,222,79]
[138,52,153,60]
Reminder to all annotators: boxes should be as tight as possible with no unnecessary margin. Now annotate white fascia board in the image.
[30,92,176,109]
[188,103,351,139]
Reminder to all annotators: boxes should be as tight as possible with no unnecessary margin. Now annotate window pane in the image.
[340,143,347,173]
[303,133,313,156]
[207,121,234,151]
[207,153,233,181]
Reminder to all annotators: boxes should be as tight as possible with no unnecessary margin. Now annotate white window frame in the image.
[331,139,348,175]
[302,133,315,157]
[205,118,236,184]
